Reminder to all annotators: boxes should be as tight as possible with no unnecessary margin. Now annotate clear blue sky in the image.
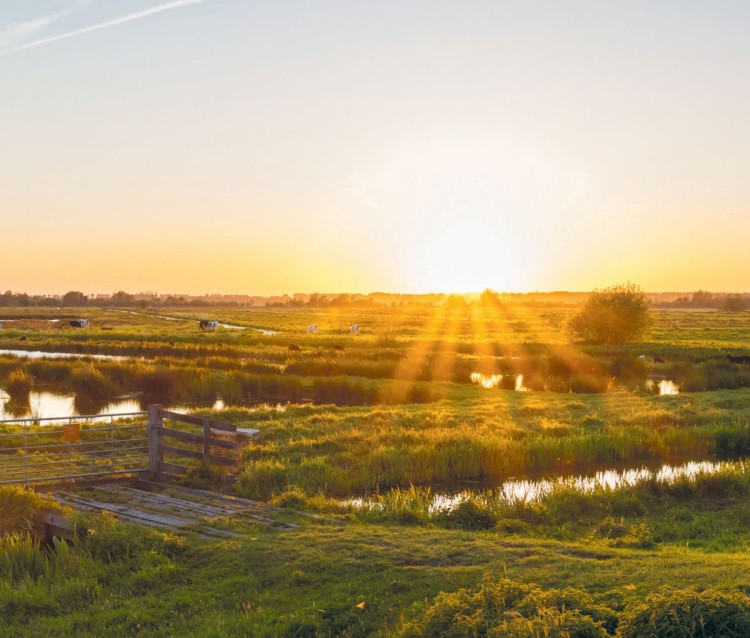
[2,1,750,294]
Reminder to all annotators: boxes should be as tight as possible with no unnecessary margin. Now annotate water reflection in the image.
[0,388,230,422]
[646,378,680,395]
[349,460,737,512]
[471,371,679,395]
[0,349,127,361]
[470,372,502,388]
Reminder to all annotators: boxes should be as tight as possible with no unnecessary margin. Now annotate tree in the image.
[724,294,747,312]
[479,288,503,307]
[111,290,135,305]
[567,283,652,344]
[62,291,88,307]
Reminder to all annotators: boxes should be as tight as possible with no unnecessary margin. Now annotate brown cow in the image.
[288,344,301,352]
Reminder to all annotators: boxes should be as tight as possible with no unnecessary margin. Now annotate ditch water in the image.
[347,458,739,511]
[470,372,680,395]
[0,389,225,422]
[0,349,127,361]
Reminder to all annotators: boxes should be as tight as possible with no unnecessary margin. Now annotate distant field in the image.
[3,304,750,635]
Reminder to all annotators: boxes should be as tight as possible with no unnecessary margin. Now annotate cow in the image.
[199,320,218,332]
[69,319,89,328]
[288,344,301,352]
[306,324,318,335]
[349,324,360,335]
[333,345,345,352]
[653,356,666,364]
[727,354,750,364]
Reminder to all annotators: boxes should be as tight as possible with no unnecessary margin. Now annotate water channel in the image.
[347,458,741,511]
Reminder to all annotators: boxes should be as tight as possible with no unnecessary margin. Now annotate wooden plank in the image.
[41,511,74,531]
[202,417,211,462]
[159,461,189,475]
[161,410,237,433]
[159,444,203,461]
[148,404,163,481]
[236,427,260,438]
[207,437,239,450]
[161,427,203,444]
[161,410,204,426]
[99,486,242,520]
[208,454,237,467]
[207,420,236,433]
[52,492,195,528]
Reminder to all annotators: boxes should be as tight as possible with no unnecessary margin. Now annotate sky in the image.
[2,0,750,295]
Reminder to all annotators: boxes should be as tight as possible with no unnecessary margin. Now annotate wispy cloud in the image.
[5,0,203,54]
[0,9,72,49]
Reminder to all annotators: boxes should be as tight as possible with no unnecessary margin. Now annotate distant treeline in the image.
[651,290,749,311]
[1,288,747,309]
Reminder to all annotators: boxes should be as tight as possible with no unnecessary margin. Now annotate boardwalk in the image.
[49,481,298,538]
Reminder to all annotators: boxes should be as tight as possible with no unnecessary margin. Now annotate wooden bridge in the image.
[0,406,305,537]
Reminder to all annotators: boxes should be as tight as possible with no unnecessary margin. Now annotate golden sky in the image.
[2,1,750,295]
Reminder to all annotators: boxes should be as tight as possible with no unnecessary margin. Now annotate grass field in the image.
[2,303,750,635]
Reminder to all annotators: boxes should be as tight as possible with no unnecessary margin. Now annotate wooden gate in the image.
[147,405,259,482]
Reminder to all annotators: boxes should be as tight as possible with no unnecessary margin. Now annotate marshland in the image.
[3,299,750,635]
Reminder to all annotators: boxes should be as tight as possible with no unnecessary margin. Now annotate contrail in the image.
[0,9,72,49]
[7,0,203,54]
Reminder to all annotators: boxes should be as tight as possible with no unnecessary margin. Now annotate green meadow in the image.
[2,303,750,635]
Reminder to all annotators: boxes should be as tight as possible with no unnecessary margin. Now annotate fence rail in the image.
[0,413,148,486]
[0,406,259,486]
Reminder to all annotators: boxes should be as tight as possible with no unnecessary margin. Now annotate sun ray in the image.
[380,306,447,404]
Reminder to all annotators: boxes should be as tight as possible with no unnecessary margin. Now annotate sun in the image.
[411,218,521,293]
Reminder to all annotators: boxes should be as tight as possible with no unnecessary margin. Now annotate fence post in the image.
[202,416,211,462]
[147,404,163,480]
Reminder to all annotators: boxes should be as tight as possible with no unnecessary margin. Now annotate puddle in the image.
[0,349,127,361]
[347,459,738,511]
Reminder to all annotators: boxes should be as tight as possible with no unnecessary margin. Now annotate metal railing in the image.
[0,411,148,486]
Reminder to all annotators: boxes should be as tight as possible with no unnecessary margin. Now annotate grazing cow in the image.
[306,324,318,335]
[288,344,301,352]
[727,354,750,364]
[333,345,345,352]
[653,356,666,364]
[349,324,360,335]
[69,319,89,328]
[199,320,218,332]
[19,335,27,341]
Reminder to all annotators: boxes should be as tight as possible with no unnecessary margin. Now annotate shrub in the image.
[568,283,652,344]
[70,364,112,400]
[443,499,497,530]
[400,574,612,637]
[618,587,750,637]
[4,369,32,399]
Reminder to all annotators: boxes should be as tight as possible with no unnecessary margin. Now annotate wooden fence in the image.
[0,405,259,487]
[147,405,259,482]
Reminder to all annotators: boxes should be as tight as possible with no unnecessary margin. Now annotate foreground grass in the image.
[5,512,750,637]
